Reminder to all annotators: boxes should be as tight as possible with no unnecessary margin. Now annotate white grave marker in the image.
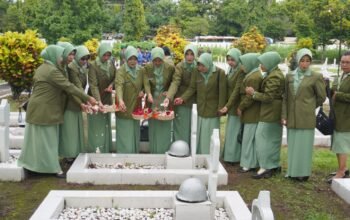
[0,99,10,162]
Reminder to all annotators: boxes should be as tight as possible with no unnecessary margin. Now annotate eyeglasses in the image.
[340,61,350,65]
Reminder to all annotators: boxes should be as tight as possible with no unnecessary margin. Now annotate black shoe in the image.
[327,173,347,184]
[238,167,254,173]
[55,172,66,179]
[328,169,349,177]
[271,166,282,174]
[292,176,309,182]
[252,169,272,179]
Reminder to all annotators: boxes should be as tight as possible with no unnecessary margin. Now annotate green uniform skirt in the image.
[240,123,258,169]
[332,130,350,154]
[255,122,282,169]
[59,110,84,158]
[17,123,61,173]
[287,128,314,177]
[116,117,140,153]
[87,112,112,153]
[173,105,191,144]
[148,119,172,154]
[197,116,220,154]
[223,115,241,162]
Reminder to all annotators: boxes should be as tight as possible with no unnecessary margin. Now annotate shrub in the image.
[154,25,188,64]
[232,26,267,54]
[0,30,46,99]
[84,38,99,60]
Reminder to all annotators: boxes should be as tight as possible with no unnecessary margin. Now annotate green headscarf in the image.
[151,47,165,97]
[74,45,90,62]
[293,48,313,93]
[258,51,281,73]
[96,42,113,75]
[183,44,198,70]
[226,48,242,77]
[56,42,75,63]
[72,45,90,74]
[124,45,139,78]
[40,45,64,68]
[239,53,260,78]
[198,53,216,85]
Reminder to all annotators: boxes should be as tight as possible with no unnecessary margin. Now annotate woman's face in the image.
[67,51,76,64]
[102,52,112,62]
[197,63,208,73]
[340,55,350,73]
[260,64,267,72]
[152,57,163,67]
[227,56,237,68]
[79,55,90,67]
[127,56,138,68]
[185,50,195,63]
[298,55,311,71]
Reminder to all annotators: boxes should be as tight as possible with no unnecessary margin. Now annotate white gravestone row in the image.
[0,99,10,162]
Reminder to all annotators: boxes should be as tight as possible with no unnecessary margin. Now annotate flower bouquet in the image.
[152,94,174,121]
[132,97,152,120]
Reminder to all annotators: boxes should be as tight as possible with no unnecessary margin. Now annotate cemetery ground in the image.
[0,117,350,219]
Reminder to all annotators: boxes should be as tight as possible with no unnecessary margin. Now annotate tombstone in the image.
[251,191,274,220]
[0,99,10,162]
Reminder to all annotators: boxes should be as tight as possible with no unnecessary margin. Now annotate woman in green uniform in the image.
[59,46,90,159]
[17,45,96,177]
[237,53,262,172]
[245,51,285,178]
[164,44,198,145]
[87,43,116,153]
[115,46,144,153]
[219,48,243,163]
[175,53,227,154]
[143,47,175,154]
[282,48,326,181]
[328,51,350,183]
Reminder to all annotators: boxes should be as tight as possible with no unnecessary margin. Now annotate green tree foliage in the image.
[144,0,176,35]
[122,0,148,41]
[0,0,9,32]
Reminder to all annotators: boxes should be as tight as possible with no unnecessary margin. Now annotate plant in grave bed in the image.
[0,30,46,99]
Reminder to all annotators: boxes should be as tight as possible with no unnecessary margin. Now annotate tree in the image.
[0,0,9,32]
[122,0,148,41]
[144,0,177,35]
[2,3,26,32]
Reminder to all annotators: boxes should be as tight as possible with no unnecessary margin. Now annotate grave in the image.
[331,179,350,204]
[0,99,25,181]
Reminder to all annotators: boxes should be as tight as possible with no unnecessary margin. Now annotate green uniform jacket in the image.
[225,70,244,116]
[332,75,350,132]
[181,67,227,118]
[282,72,326,129]
[143,62,175,101]
[167,61,197,107]
[115,65,144,119]
[253,69,285,123]
[239,70,263,123]
[66,62,88,111]
[26,62,89,125]
[88,60,116,105]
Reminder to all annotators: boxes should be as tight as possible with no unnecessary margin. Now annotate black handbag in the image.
[140,119,149,141]
[316,80,334,135]
[316,107,334,135]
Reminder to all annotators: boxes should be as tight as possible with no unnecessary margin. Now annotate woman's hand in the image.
[118,99,127,112]
[104,85,113,93]
[163,98,170,108]
[87,96,97,106]
[281,119,287,126]
[245,87,255,96]
[174,98,184,105]
[236,108,242,116]
[219,106,228,114]
[147,94,154,103]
